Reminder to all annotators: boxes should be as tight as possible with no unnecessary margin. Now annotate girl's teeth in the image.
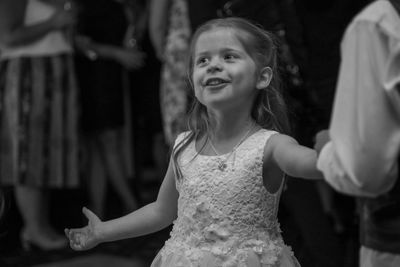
[208,79,224,85]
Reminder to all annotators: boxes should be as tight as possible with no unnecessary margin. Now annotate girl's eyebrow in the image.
[221,48,244,56]
[221,47,241,53]
[195,47,243,57]
[194,51,209,58]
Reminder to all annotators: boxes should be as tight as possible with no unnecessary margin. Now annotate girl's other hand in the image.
[314,129,330,155]
[64,207,102,251]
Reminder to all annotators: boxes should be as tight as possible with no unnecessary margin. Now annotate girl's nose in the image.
[207,60,223,73]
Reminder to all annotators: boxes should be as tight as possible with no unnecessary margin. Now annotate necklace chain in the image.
[208,121,256,171]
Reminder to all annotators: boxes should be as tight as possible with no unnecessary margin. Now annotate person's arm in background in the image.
[149,0,171,61]
[0,0,76,47]
[74,35,146,70]
[316,16,400,197]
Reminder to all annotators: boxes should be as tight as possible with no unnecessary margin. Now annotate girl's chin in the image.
[200,98,231,109]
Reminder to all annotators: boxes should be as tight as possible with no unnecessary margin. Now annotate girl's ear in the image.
[256,67,273,90]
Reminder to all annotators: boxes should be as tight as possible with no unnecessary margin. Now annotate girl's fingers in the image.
[65,228,73,239]
[66,231,85,248]
[64,228,71,239]
[65,227,91,251]
[65,228,81,241]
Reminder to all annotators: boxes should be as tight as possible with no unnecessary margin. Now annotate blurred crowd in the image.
[0,0,378,266]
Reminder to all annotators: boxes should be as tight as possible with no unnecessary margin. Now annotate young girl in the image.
[65,17,322,266]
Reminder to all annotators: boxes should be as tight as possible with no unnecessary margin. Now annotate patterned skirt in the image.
[0,54,79,188]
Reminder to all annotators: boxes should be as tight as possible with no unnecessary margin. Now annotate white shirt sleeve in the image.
[317,18,400,197]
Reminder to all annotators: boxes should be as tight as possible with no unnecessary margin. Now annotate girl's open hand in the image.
[64,207,102,251]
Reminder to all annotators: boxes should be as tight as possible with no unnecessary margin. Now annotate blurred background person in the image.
[282,0,368,266]
[73,0,146,219]
[150,0,191,149]
[315,0,400,266]
[0,0,79,250]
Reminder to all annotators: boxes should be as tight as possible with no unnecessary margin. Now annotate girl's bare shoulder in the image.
[266,133,298,152]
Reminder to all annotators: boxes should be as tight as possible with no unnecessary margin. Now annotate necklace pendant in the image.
[218,161,227,171]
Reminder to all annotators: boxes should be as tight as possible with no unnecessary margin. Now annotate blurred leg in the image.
[40,190,65,239]
[88,138,107,219]
[15,186,43,233]
[15,186,66,250]
[100,129,138,213]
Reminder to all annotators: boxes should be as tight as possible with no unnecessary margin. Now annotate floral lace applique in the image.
[159,130,292,267]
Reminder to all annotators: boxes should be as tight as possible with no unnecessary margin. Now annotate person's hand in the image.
[64,207,102,251]
[50,9,77,30]
[74,35,96,54]
[314,129,330,155]
[113,48,146,70]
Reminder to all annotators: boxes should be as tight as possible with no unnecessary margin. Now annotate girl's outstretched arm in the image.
[65,158,179,251]
[269,134,323,179]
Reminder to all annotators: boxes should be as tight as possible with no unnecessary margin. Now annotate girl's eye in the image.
[224,54,237,61]
[196,57,209,66]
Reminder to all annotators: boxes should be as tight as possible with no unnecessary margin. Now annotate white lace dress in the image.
[151,129,300,267]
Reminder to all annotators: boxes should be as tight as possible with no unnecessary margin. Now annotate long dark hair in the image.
[172,17,290,179]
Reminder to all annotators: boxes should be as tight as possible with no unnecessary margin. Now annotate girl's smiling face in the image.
[192,28,260,111]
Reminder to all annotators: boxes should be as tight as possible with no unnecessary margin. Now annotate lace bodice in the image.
[160,129,291,267]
